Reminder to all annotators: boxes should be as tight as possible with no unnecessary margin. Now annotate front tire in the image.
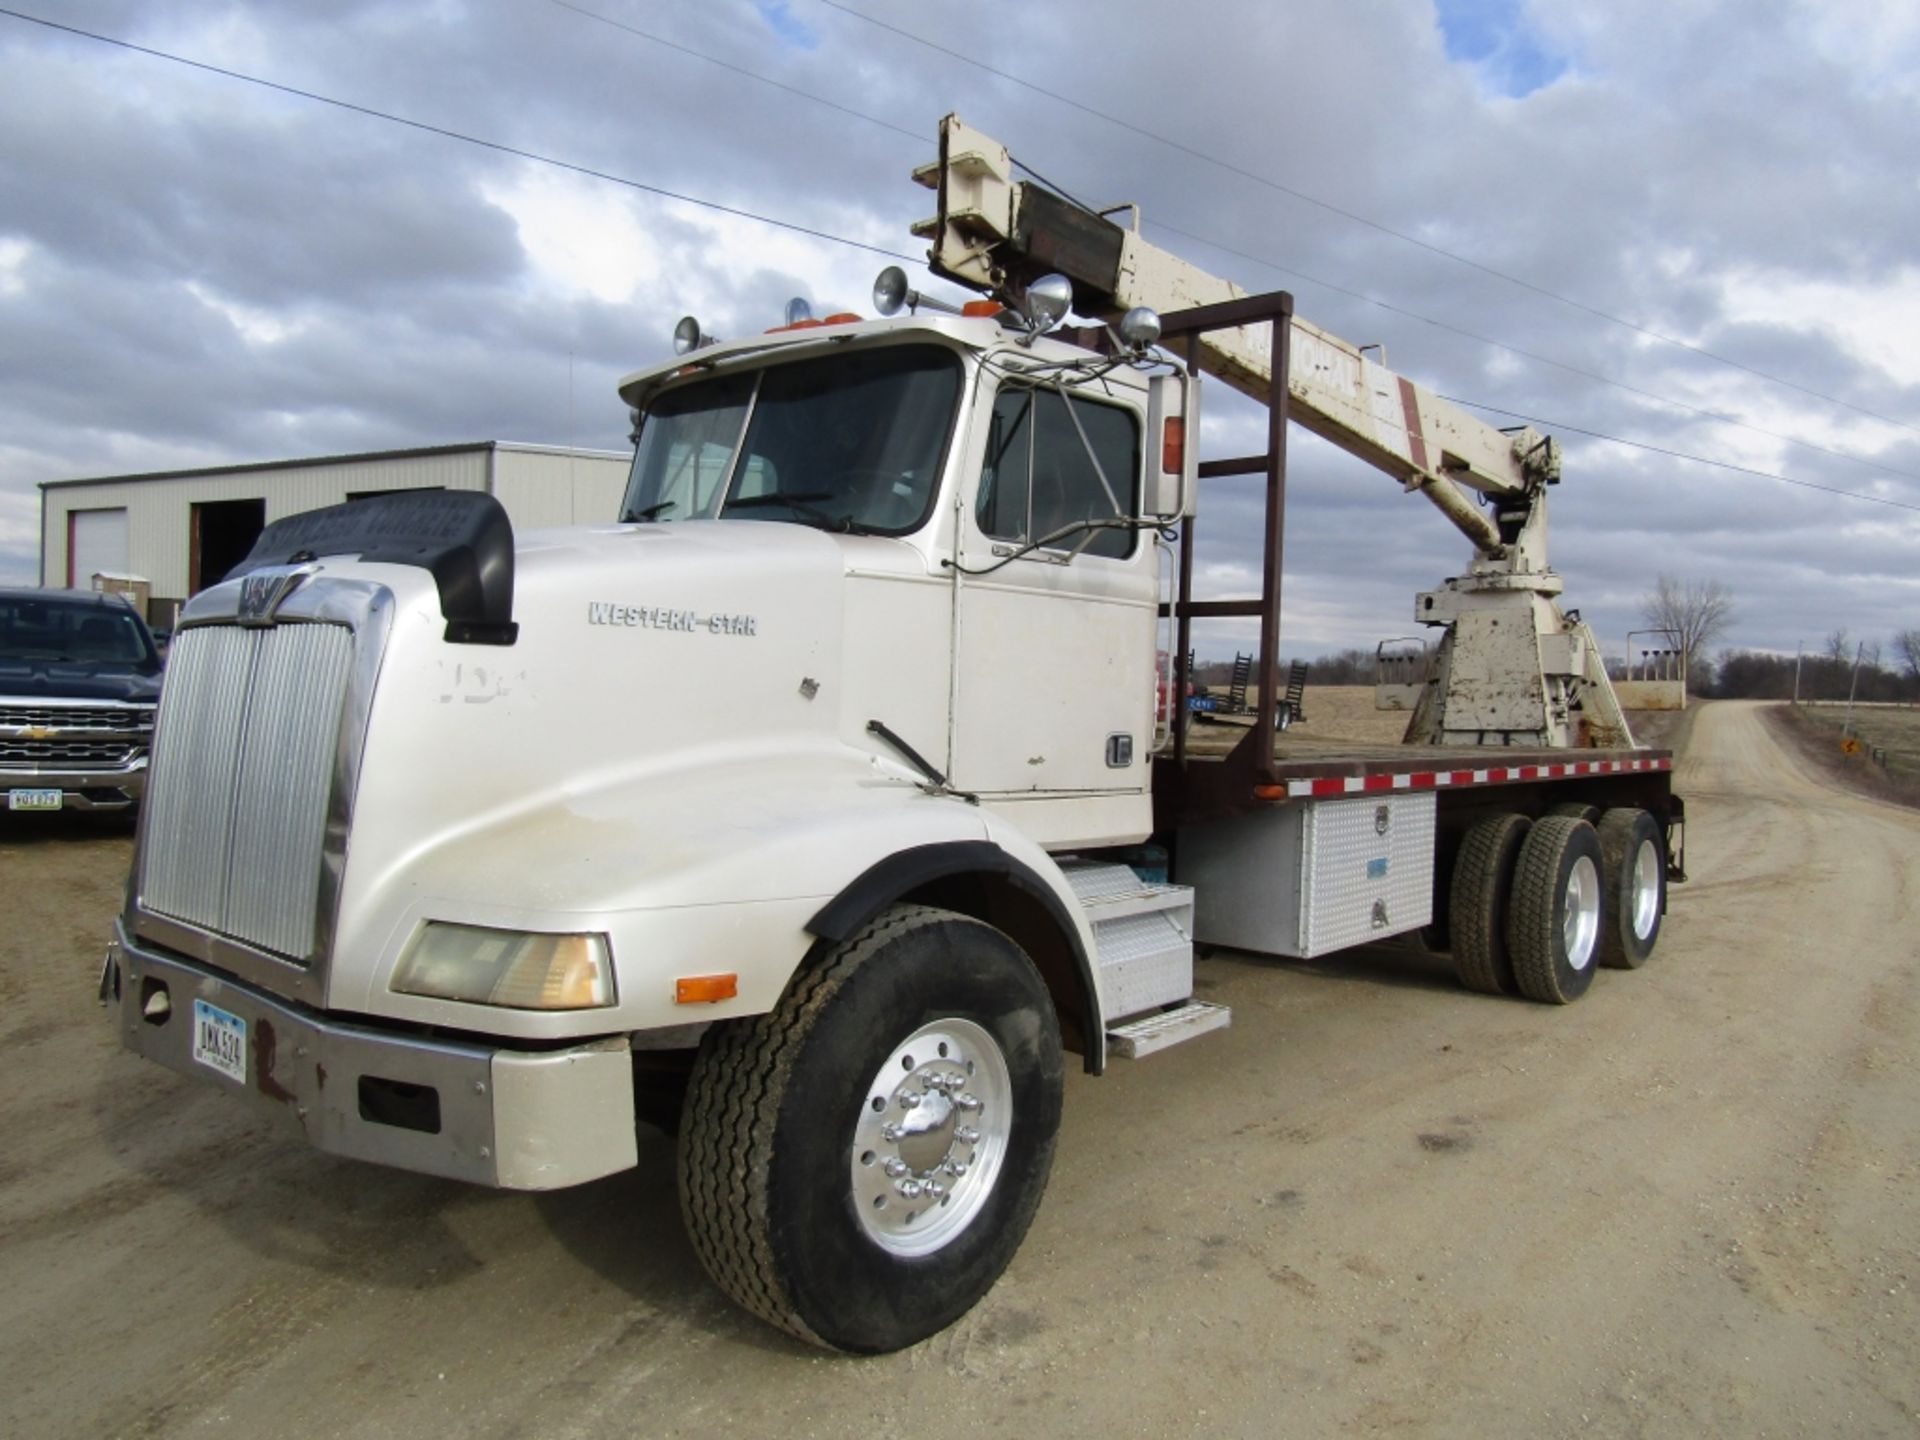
[677,905,1063,1353]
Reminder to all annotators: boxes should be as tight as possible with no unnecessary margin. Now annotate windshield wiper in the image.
[622,500,676,522]
[725,492,875,534]
[725,491,835,509]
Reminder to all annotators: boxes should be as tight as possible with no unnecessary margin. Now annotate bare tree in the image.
[1895,628,1920,684]
[1640,574,1734,664]
[1825,628,1851,664]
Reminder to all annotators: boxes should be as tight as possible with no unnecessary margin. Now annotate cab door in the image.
[948,381,1158,796]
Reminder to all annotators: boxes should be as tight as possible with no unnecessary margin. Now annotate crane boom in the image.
[911,117,1558,561]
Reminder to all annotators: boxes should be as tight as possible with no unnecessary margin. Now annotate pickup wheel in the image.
[1448,812,1531,995]
[1597,808,1665,968]
[1506,815,1604,1004]
[676,904,1063,1354]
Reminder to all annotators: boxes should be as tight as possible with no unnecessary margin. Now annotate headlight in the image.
[391,924,615,1010]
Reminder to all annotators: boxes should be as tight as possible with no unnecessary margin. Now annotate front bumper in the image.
[104,923,638,1190]
[2,757,148,810]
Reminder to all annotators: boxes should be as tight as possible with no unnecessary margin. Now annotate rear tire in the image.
[1597,808,1665,969]
[677,905,1063,1354]
[1507,816,1604,1004]
[1448,813,1531,996]
[1547,802,1602,824]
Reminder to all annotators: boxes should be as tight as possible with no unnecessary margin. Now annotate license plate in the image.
[7,788,63,812]
[192,999,248,1083]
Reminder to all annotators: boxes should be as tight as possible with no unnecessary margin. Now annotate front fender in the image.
[328,746,997,1038]
[806,835,1105,1073]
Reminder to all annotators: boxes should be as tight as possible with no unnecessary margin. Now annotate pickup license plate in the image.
[8,788,63,811]
[192,999,248,1083]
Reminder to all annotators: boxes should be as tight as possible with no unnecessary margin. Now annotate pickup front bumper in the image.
[2,756,148,810]
[104,923,638,1190]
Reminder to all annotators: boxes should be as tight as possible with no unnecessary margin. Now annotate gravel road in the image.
[2,699,1914,1438]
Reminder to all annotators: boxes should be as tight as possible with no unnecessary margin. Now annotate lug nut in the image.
[899,1092,920,1110]
[957,1126,980,1145]
[884,1158,908,1178]
[897,1179,924,1200]
[949,1160,968,1177]
[957,1094,981,1111]
[926,1181,947,1199]
[881,1124,902,1143]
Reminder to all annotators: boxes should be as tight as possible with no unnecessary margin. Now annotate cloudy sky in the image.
[2,0,1915,662]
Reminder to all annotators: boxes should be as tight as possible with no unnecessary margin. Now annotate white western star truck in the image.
[104,116,1684,1353]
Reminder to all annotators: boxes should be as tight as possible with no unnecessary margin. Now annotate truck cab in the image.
[104,298,1208,1351]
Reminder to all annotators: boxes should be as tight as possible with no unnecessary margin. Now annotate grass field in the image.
[1791,701,1920,781]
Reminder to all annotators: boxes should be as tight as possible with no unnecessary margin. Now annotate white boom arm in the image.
[912,116,1559,564]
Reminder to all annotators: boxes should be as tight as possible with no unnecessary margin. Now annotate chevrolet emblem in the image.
[22,725,57,740]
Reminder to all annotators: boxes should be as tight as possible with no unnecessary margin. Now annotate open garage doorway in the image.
[189,498,266,594]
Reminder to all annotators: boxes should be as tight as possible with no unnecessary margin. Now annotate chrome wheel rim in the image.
[1564,854,1601,971]
[851,1017,1012,1257]
[1630,836,1661,939]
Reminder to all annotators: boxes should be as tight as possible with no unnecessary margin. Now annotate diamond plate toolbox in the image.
[1179,793,1436,958]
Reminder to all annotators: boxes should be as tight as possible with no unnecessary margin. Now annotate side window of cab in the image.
[976,386,1140,560]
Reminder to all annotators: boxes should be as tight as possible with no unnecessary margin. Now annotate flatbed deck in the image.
[1175,718,1672,799]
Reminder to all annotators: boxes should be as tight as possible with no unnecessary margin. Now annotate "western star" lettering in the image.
[588,601,758,636]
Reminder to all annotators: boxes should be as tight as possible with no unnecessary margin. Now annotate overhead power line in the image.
[0,6,918,265]
[545,0,924,145]
[1139,215,1920,488]
[542,0,1919,490]
[811,0,1920,440]
[1444,398,1920,514]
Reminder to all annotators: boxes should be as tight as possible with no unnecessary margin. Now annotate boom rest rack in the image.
[227,489,519,645]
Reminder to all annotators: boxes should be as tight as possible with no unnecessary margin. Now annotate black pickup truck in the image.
[0,587,162,814]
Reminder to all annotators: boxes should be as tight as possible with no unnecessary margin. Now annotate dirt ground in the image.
[3,700,1916,1438]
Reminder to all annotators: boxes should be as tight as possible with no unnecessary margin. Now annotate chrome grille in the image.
[0,738,140,766]
[0,704,155,732]
[141,622,356,963]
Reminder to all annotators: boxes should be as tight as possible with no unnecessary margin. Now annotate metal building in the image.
[38,442,629,628]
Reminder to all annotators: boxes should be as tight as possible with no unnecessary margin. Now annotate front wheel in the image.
[677,905,1063,1353]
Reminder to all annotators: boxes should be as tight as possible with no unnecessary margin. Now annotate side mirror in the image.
[1144,371,1200,519]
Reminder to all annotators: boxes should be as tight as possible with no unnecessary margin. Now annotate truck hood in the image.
[334,519,862,946]
[0,658,162,704]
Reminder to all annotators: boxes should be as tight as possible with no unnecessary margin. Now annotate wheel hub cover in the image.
[851,1018,1012,1257]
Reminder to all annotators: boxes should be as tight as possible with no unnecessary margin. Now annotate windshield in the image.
[621,344,963,535]
[0,597,159,670]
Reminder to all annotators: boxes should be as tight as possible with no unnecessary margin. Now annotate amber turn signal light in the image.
[675,973,739,1004]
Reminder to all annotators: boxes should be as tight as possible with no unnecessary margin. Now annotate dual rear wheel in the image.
[1450,807,1665,1004]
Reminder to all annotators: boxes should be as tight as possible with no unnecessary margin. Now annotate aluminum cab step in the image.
[1060,860,1197,1020]
[1107,1001,1232,1059]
